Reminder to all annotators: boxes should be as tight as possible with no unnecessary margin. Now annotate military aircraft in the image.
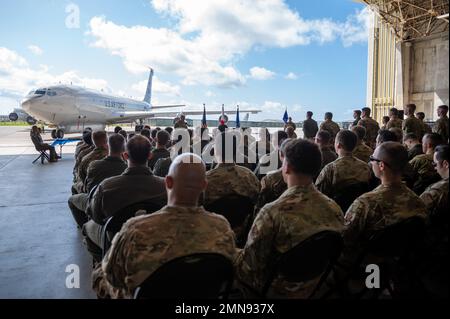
[19,69,260,138]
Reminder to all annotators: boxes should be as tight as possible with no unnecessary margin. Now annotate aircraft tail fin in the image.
[143,68,154,104]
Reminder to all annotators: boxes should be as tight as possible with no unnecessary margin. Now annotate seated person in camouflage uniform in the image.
[235,139,344,298]
[409,133,443,194]
[255,138,293,214]
[254,130,288,179]
[389,127,403,143]
[315,130,371,202]
[204,132,261,207]
[73,131,94,178]
[351,125,373,163]
[319,112,340,143]
[403,133,424,161]
[148,130,171,170]
[419,145,449,297]
[73,131,109,194]
[74,128,93,160]
[335,142,427,294]
[314,130,337,169]
[84,135,167,254]
[68,134,128,228]
[92,153,237,299]
[386,107,403,130]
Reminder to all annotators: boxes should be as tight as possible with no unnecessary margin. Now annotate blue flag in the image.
[201,104,207,128]
[235,105,240,128]
[283,108,289,123]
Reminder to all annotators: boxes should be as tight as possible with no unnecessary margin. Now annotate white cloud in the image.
[285,72,298,80]
[249,67,276,81]
[0,47,110,99]
[131,76,181,97]
[205,90,216,97]
[28,45,43,56]
[87,1,370,88]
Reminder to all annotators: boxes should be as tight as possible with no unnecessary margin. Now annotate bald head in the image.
[166,153,207,206]
[374,142,408,174]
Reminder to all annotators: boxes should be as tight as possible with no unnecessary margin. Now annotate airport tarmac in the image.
[0,126,96,298]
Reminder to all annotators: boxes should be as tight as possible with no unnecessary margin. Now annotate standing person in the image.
[358,107,380,149]
[30,125,59,162]
[380,116,390,130]
[416,112,432,135]
[403,104,424,139]
[386,108,403,130]
[284,117,297,131]
[319,112,340,143]
[433,105,449,143]
[174,114,188,129]
[351,110,362,128]
[303,111,319,140]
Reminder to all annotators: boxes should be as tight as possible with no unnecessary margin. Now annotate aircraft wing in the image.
[106,109,261,124]
[151,104,185,109]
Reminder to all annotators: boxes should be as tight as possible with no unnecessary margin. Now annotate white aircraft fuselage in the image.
[21,85,150,133]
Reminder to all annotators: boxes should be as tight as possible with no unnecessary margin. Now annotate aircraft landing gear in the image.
[51,129,65,139]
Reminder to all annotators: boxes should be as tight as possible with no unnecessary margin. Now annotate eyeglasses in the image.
[369,156,391,168]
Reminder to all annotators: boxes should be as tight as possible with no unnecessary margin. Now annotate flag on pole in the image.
[282,108,289,124]
[236,105,240,128]
[201,104,207,128]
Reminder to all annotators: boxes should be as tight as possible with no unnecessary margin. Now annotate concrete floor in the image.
[0,126,96,298]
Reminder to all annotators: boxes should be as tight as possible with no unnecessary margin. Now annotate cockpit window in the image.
[34,89,47,95]
[47,91,57,96]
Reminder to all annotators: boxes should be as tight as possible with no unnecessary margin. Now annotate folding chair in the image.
[332,182,369,212]
[205,194,255,247]
[245,230,343,299]
[32,150,50,164]
[133,253,234,299]
[325,216,425,299]
[101,201,163,257]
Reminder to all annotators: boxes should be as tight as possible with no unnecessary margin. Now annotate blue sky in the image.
[0,0,370,121]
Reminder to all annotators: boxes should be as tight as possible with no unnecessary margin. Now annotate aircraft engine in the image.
[9,113,18,122]
[26,116,37,125]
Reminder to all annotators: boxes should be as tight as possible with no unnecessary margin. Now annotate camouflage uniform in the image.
[339,183,427,274]
[420,178,448,225]
[74,147,108,192]
[92,205,237,299]
[153,157,172,178]
[409,153,441,194]
[315,156,372,199]
[433,116,449,143]
[255,168,287,212]
[407,143,423,161]
[420,120,432,135]
[352,117,361,128]
[352,143,373,164]
[386,118,403,130]
[204,163,261,206]
[403,116,424,139]
[236,184,344,298]
[73,145,94,181]
[75,142,90,160]
[284,121,297,131]
[358,117,380,149]
[302,119,319,139]
[320,146,338,169]
[319,121,341,140]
